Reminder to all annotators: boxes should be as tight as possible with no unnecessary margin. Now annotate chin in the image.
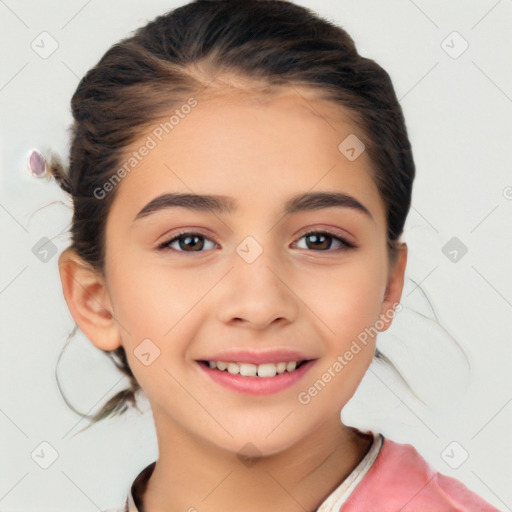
[206,425,310,460]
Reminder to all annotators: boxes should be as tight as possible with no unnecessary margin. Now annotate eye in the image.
[158,231,217,253]
[293,230,356,252]
[158,231,356,252]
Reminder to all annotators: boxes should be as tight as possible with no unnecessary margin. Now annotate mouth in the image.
[195,358,316,395]
[197,359,309,377]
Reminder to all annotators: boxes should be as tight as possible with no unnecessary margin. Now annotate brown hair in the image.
[49,0,416,428]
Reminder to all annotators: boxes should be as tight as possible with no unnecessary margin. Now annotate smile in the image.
[204,360,306,377]
[196,359,316,395]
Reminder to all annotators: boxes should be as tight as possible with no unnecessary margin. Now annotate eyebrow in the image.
[133,191,373,222]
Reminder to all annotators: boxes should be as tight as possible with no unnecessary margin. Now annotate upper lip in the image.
[198,349,314,365]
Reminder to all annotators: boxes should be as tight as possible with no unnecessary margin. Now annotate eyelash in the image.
[157,229,357,253]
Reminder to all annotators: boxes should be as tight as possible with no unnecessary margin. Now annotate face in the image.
[100,85,405,455]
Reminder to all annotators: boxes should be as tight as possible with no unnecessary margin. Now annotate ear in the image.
[58,248,122,351]
[378,242,408,332]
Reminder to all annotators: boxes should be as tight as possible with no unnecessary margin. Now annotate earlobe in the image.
[58,248,122,351]
[378,242,408,332]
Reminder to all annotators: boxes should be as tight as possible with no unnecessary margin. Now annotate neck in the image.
[142,411,373,512]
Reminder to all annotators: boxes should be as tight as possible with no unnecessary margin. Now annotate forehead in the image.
[107,85,385,226]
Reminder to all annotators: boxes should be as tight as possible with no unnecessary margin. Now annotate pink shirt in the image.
[103,430,500,511]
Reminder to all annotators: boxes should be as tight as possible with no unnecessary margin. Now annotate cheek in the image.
[111,265,192,402]
[302,260,386,408]
[107,260,205,381]
[299,252,387,338]
[108,257,198,337]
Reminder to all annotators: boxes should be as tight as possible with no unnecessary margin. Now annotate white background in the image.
[0,0,511,510]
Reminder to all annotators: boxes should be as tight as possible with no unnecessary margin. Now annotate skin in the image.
[58,83,407,512]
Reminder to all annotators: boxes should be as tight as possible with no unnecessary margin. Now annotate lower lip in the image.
[196,360,316,395]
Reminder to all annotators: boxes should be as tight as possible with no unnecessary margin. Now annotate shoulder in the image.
[342,436,500,511]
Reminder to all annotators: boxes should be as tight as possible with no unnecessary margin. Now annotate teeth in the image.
[206,360,303,377]
[240,363,257,377]
[227,362,239,374]
[258,363,276,378]
[286,361,296,372]
[276,362,286,374]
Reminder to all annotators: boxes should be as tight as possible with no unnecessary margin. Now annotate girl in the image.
[48,0,501,510]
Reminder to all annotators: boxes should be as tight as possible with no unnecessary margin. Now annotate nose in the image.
[215,248,298,330]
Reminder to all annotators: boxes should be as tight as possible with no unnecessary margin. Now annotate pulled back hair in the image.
[49,0,416,427]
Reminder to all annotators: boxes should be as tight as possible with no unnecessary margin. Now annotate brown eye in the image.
[294,231,355,252]
[175,234,204,251]
[158,232,217,252]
